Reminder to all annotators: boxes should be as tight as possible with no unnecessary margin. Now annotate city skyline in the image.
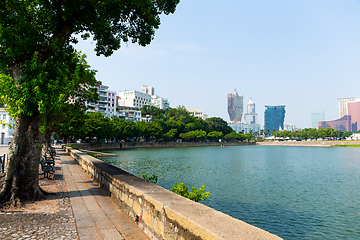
[74,1,360,128]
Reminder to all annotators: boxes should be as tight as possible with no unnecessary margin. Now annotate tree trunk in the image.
[0,113,45,205]
[44,128,52,151]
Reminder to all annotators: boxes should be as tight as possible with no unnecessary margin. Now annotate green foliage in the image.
[333,144,360,148]
[171,182,211,202]
[66,144,80,150]
[207,131,223,140]
[0,0,180,134]
[179,130,207,141]
[142,174,159,184]
[224,132,248,142]
[205,117,234,135]
[140,105,165,118]
[66,107,235,143]
[86,152,98,158]
[270,127,352,140]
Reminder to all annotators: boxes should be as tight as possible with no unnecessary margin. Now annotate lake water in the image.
[100,145,360,239]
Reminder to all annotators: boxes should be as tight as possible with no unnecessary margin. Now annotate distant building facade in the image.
[186,108,204,119]
[229,123,260,134]
[284,124,296,132]
[348,101,360,132]
[86,84,116,118]
[141,85,155,96]
[338,97,356,118]
[151,95,170,109]
[227,88,243,123]
[244,98,257,124]
[229,98,260,134]
[318,115,351,132]
[118,90,152,109]
[115,106,142,122]
[264,105,286,132]
[311,110,325,128]
[0,108,14,144]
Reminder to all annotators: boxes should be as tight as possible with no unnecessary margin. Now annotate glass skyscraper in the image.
[311,110,325,128]
[264,105,286,132]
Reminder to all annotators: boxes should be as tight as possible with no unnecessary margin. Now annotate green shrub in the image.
[171,181,210,202]
[86,152,98,158]
[142,174,159,184]
[66,144,80,150]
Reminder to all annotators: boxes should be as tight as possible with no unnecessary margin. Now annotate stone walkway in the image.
[0,146,149,240]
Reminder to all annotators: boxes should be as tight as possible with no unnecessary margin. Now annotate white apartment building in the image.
[118,90,152,109]
[0,108,15,145]
[229,122,261,135]
[115,106,142,122]
[186,108,205,119]
[141,85,170,110]
[152,95,170,109]
[86,84,116,118]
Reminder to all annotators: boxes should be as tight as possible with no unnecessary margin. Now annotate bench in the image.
[40,158,54,179]
[48,147,56,159]
[43,153,55,166]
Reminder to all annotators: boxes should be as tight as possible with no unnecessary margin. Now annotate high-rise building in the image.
[227,88,243,123]
[311,110,325,128]
[338,97,356,118]
[348,100,360,132]
[264,105,286,132]
[229,98,260,134]
[244,98,257,124]
[318,115,351,132]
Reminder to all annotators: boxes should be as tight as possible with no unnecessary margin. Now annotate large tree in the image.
[0,0,179,205]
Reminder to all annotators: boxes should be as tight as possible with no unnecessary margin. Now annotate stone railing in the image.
[62,145,282,240]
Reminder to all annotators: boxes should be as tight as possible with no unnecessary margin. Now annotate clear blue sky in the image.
[75,0,360,129]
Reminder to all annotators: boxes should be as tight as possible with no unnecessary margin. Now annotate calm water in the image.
[100,145,360,239]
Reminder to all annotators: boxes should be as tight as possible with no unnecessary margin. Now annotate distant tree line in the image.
[54,106,251,143]
[266,128,353,140]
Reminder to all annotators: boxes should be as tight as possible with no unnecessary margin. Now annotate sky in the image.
[75,0,360,129]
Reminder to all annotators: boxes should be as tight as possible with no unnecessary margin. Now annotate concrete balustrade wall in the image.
[62,145,282,240]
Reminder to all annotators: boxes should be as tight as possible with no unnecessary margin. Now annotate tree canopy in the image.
[60,107,242,143]
[0,0,180,205]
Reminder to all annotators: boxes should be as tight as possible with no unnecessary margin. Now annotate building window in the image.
[2,114,6,120]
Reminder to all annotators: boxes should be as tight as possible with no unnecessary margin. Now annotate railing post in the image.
[0,155,3,173]
[1,154,5,173]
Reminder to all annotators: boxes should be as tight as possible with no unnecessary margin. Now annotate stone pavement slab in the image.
[57,146,149,240]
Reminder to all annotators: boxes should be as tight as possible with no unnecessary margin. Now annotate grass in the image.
[333,144,360,148]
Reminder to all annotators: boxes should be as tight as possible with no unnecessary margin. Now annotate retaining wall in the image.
[62,145,282,240]
[257,140,360,147]
[67,141,256,151]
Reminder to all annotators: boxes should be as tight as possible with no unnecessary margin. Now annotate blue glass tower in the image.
[264,105,286,132]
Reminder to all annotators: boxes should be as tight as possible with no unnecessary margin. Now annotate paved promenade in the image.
[0,146,149,240]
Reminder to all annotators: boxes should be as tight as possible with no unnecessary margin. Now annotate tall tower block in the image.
[227,88,243,123]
